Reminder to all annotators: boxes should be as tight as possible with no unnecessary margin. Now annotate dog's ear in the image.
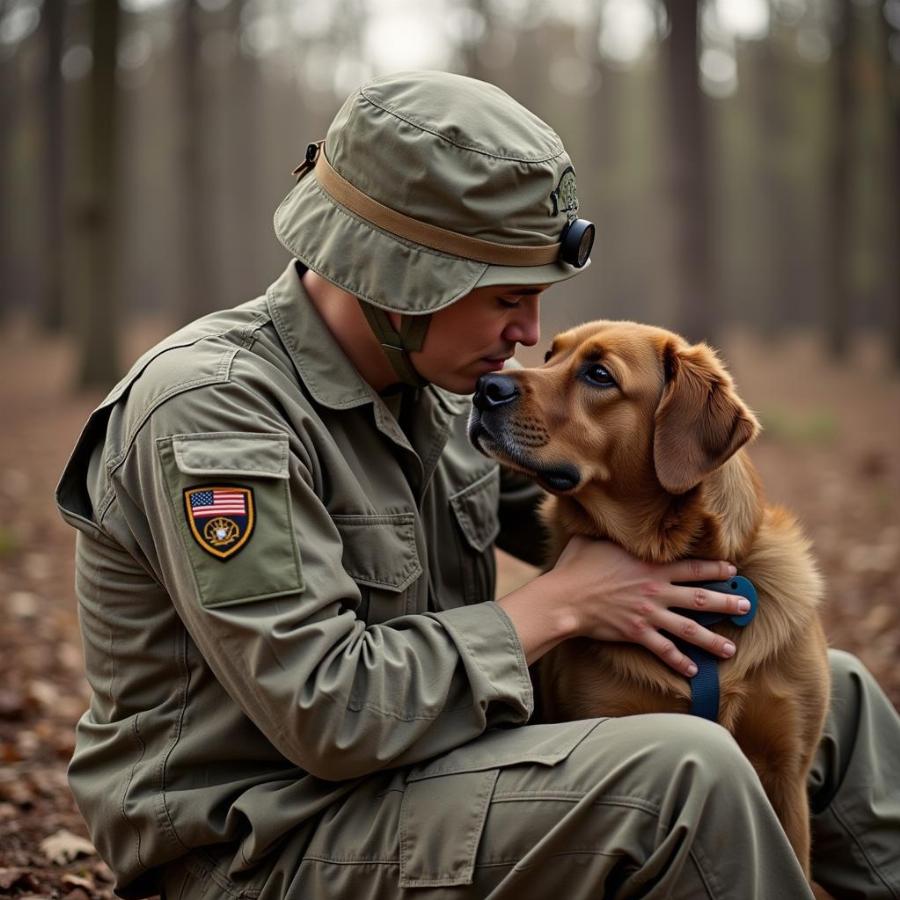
[654,341,760,495]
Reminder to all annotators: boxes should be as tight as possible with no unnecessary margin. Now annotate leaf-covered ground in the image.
[1,323,897,899]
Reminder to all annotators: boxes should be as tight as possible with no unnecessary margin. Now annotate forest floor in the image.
[1,321,898,899]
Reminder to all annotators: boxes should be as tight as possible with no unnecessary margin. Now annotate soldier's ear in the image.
[653,341,760,495]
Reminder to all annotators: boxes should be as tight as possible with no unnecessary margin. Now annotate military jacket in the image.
[55,260,547,897]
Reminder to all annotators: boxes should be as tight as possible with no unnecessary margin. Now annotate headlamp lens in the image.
[560,219,595,268]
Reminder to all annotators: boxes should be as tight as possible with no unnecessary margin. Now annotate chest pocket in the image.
[332,513,423,624]
[159,432,304,607]
[449,468,501,606]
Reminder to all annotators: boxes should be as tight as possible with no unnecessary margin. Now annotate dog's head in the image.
[468,320,760,498]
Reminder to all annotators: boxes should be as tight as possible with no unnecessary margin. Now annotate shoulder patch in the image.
[184,485,255,560]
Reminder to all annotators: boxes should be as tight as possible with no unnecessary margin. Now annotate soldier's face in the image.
[408,284,547,394]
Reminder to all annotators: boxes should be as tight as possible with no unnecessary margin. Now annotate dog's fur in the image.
[469,320,830,876]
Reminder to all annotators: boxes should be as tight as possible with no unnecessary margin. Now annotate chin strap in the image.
[357,299,431,388]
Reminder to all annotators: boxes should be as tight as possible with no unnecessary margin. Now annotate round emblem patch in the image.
[550,166,579,222]
[184,485,255,560]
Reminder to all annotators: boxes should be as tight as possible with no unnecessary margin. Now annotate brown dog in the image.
[468,320,830,876]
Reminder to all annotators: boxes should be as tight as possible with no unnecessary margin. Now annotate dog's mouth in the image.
[468,412,581,494]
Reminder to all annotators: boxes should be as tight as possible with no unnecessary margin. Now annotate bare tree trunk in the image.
[882,5,900,367]
[663,0,716,345]
[40,0,67,333]
[225,0,261,304]
[756,34,798,337]
[824,0,854,359]
[0,0,18,322]
[76,0,121,387]
[176,0,216,323]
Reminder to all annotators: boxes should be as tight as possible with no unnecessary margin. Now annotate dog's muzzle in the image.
[468,374,581,493]
[472,373,519,411]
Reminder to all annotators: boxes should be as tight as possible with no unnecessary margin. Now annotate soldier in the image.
[57,71,899,899]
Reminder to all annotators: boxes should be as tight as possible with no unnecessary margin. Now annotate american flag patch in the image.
[184,485,254,560]
[189,489,247,518]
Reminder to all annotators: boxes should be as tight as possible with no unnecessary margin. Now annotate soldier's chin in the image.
[468,421,581,494]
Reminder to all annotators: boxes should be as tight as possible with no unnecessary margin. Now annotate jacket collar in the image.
[265,260,468,443]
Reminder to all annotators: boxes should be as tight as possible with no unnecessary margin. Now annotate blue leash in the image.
[669,576,758,721]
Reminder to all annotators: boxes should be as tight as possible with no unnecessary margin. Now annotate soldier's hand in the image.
[549,535,745,677]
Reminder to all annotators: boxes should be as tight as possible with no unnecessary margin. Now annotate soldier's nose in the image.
[473,373,519,411]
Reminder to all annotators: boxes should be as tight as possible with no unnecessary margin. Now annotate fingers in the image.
[640,627,700,677]
[667,558,736,584]
[669,583,750,618]
[656,609,737,661]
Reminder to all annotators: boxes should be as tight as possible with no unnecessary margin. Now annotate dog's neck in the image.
[552,450,764,566]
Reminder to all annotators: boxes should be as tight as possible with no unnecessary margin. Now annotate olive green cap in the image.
[273,70,590,316]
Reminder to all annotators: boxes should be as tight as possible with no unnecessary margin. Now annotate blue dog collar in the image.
[669,576,758,722]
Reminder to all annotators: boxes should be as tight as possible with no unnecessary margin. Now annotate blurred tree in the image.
[39,0,66,333]
[755,23,796,338]
[74,0,121,386]
[883,1,900,366]
[178,0,215,322]
[662,0,716,344]
[825,0,854,359]
[224,0,262,304]
[0,0,17,321]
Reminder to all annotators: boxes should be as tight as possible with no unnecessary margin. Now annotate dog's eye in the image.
[584,363,617,388]
[543,349,553,363]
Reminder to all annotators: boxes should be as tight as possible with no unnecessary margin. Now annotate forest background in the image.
[1,0,898,897]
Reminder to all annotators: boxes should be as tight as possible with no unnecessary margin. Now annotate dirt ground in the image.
[1,321,898,899]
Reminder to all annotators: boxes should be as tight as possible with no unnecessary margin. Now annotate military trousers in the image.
[161,650,900,899]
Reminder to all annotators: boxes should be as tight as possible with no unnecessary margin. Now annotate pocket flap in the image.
[333,514,422,593]
[407,720,604,782]
[173,432,289,479]
[449,468,501,553]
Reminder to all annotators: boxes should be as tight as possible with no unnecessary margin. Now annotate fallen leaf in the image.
[39,829,96,865]
[0,688,26,720]
[0,867,38,890]
[62,890,91,900]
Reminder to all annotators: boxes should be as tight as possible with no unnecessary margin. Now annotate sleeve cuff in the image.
[431,601,534,723]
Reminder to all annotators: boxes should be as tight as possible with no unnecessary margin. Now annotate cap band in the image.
[295,142,562,267]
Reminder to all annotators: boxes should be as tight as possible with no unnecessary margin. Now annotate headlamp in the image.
[559,219,595,269]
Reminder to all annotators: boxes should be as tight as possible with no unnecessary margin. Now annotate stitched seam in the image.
[104,328,249,471]
[107,526,147,875]
[107,351,239,477]
[357,89,564,162]
[831,802,900,898]
[491,791,661,816]
[157,624,191,853]
[121,713,147,872]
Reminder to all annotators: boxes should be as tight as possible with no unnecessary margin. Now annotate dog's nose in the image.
[473,373,519,411]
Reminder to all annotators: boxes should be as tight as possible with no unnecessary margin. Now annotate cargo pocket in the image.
[158,431,303,607]
[399,720,602,888]
[332,513,422,623]
[449,467,501,604]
